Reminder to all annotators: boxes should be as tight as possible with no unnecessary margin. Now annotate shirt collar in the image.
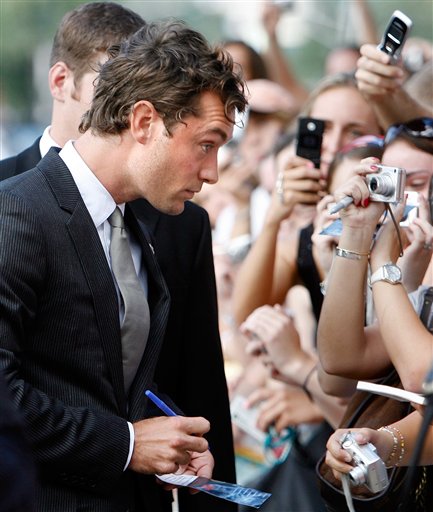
[39,126,61,158]
[59,140,124,228]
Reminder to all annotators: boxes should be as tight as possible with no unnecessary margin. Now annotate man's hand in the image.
[129,416,210,475]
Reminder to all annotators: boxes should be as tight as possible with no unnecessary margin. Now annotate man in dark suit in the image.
[0,20,247,512]
[1,4,242,511]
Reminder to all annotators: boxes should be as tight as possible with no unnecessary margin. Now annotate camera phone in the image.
[377,10,412,61]
[296,117,324,169]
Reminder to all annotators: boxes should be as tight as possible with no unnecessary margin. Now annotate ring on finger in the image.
[275,172,285,204]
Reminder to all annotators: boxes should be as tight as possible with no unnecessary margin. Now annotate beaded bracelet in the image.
[336,246,370,260]
[302,364,317,402]
[378,425,405,467]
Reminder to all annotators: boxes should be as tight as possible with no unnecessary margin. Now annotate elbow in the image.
[317,342,347,377]
[401,369,429,394]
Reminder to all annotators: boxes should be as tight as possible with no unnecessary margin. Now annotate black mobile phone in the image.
[295,117,324,169]
[377,10,412,61]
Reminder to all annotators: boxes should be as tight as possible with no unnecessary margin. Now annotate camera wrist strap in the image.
[341,474,356,512]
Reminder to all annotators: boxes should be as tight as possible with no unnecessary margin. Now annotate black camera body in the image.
[295,117,324,169]
[378,10,412,61]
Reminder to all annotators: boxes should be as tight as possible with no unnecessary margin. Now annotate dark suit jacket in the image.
[0,149,171,511]
[0,142,237,511]
[0,370,36,511]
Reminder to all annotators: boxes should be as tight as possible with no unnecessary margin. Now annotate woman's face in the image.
[382,139,433,198]
[310,86,380,177]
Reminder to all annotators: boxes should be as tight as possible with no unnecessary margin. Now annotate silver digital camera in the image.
[340,431,389,493]
[366,164,406,203]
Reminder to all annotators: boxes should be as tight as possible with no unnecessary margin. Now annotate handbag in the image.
[316,369,429,512]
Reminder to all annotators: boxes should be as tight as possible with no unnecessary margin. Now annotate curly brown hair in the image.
[79,20,247,136]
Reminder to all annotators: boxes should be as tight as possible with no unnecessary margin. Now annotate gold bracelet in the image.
[335,246,370,260]
[379,425,405,467]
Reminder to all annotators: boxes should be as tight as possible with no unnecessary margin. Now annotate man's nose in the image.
[200,156,219,185]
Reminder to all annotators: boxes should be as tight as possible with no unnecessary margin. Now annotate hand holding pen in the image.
[144,390,214,485]
[127,391,210,476]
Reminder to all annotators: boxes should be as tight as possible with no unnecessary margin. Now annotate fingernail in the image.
[306,161,315,168]
[370,165,378,170]
[362,198,370,208]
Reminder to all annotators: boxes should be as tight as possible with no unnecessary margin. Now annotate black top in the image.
[296,223,323,323]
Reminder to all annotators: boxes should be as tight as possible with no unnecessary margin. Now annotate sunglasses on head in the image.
[384,117,433,145]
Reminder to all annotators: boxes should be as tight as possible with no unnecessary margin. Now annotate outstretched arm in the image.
[317,160,392,379]
[260,2,309,108]
[355,44,432,129]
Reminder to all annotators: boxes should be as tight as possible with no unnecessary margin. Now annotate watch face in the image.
[385,264,402,281]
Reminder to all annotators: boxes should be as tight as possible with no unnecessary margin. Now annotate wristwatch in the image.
[369,263,402,286]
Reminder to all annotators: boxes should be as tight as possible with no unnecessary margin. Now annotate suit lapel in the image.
[38,149,127,415]
[124,206,170,421]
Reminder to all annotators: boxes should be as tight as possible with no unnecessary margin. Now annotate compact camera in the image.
[366,164,406,203]
[378,10,412,62]
[295,117,324,169]
[340,432,389,494]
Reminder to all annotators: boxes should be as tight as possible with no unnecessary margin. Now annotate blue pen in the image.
[145,389,177,416]
[146,389,212,451]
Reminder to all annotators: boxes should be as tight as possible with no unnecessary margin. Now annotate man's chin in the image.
[158,202,186,216]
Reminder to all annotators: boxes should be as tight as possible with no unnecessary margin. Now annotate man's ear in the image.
[130,100,161,144]
[48,61,72,102]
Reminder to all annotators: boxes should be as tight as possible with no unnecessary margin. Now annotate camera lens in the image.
[369,177,379,192]
[368,175,395,197]
[349,466,367,486]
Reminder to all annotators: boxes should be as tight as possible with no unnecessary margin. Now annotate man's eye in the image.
[202,144,214,153]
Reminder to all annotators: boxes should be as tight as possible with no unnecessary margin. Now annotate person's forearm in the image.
[373,282,433,392]
[351,0,379,45]
[264,33,308,107]
[388,411,433,466]
[303,368,350,429]
[371,87,432,130]
[232,220,280,325]
[318,365,357,399]
[317,229,372,376]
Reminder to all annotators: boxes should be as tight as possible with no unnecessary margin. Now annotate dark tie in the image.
[108,207,150,394]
